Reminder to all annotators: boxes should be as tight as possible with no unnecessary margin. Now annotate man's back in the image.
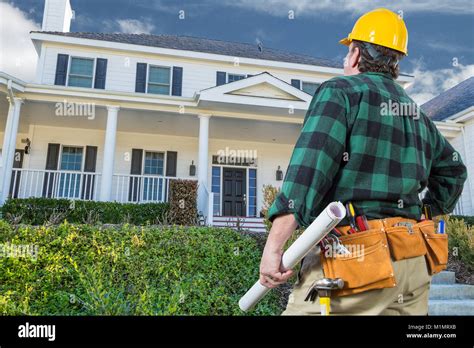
[268,72,467,227]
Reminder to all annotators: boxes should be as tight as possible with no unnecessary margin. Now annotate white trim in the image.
[445,106,474,123]
[142,150,166,176]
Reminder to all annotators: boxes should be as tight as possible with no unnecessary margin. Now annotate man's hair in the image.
[351,40,404,79]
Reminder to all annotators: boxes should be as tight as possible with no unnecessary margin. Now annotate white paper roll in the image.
[238,201,346,312]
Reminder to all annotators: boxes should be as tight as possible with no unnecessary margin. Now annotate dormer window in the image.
[302,81,320,95]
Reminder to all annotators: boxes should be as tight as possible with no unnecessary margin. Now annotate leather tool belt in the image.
[320,217,448,297]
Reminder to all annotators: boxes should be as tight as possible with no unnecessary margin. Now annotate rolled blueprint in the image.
[239,201,346,312]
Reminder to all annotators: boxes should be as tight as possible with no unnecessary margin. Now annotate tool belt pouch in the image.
[385,224,427,261]
[419,220,448,275]
[320,229,396,297]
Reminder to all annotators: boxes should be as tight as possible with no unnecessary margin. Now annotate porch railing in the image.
[9,169,197,204]
[10,168,101,201]
[111,174,196,203]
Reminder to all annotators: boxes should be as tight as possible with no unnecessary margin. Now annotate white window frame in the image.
[59,145,85,172]
[66,57,96,88]
[142,150,167,176]
[146,65,172,96]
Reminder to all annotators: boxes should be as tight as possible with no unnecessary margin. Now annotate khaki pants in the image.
[282,247,431,315]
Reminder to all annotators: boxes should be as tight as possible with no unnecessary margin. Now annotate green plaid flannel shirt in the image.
[268,72,467,228]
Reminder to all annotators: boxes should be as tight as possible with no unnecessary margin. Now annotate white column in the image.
[99,105,119,201]
[1,97,23,204]
[197,114,211,216]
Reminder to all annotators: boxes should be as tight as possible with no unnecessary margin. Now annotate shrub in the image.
[169,179,198,226]
[446,216,474,269]
[0,221,281,315]
[261,185,280,232]
[1,198,169,226]
[451,215,474,227]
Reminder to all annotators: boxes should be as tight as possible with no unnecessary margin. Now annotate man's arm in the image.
[422,121,467,215]
[259,81,349,288]
[259,213,297,288]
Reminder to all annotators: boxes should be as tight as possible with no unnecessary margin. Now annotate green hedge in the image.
[1,198,170,225]
[0,221,280,315]
[451,215,474,227]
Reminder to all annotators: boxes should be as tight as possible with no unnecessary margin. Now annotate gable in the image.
[227,82,302,101]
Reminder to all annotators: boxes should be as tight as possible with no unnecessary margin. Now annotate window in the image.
[228,74,245,83]
[148,66,171,95]
[212,166,221,216]
[248,169,257,217]
[143,151,165,201]
[58,146,83,198]
[68,58,94,88]
[302,82,321,96]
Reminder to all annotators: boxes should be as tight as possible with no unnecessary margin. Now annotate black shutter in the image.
[171,66,183,96]
[81,146,98,200]
[135,63,147,93]
[216,71,226,86]
[9,149,24,198]
[291,79,301,89]
[129,149,143,202]
[166,151,177,177]
[54,54,69,86]
[94,58,108,89]
[42,143,61,197]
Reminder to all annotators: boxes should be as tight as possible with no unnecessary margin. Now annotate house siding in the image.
[40,43,335,98]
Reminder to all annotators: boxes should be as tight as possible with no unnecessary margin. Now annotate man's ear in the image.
[349,46,360,69]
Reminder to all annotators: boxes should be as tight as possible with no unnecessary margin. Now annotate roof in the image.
[31,31,343,69]
[421,77,474,121]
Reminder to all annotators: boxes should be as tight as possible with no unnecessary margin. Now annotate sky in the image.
[1,0,473,104]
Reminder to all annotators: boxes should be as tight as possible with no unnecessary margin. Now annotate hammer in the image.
[306,278,344,315]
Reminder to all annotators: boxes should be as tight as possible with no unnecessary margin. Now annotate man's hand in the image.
[259,213,298,288]
[259,247,293,288]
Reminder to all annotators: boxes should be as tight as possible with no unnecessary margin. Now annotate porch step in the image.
[428,271,474,315]
[428,299,474,315]
[212,216,266,233]
[431,271,456,284]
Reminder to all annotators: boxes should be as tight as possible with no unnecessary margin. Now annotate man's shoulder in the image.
[320,75,369,93]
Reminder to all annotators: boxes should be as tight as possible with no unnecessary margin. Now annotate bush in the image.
[169,179,198,225]
[261,185,280,232]
[1,198,169,226]
[446,216,474,269]
[0,221,280,315]
[451,215,474,227]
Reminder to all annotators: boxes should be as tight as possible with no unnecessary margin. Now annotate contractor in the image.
[260,8,467,315]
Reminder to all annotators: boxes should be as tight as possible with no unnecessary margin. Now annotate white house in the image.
[1,0,468,232]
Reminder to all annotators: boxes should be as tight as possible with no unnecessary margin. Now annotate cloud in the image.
[116,19,156,34]
[0,2,40,82]
[221,0,474,16]
[406,61,474,104]
[103,18,156,34]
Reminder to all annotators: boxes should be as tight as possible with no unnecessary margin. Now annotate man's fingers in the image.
[259,274,277,288]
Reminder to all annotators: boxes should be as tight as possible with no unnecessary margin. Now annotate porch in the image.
[0,73,308,228]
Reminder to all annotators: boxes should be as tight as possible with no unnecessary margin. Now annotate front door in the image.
[222,167,246,216]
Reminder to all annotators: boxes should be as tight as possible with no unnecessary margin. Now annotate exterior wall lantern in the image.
[276,165,283,181]
[189,160,196,176]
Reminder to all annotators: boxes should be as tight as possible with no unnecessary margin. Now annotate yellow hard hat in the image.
[339,8,408,55]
